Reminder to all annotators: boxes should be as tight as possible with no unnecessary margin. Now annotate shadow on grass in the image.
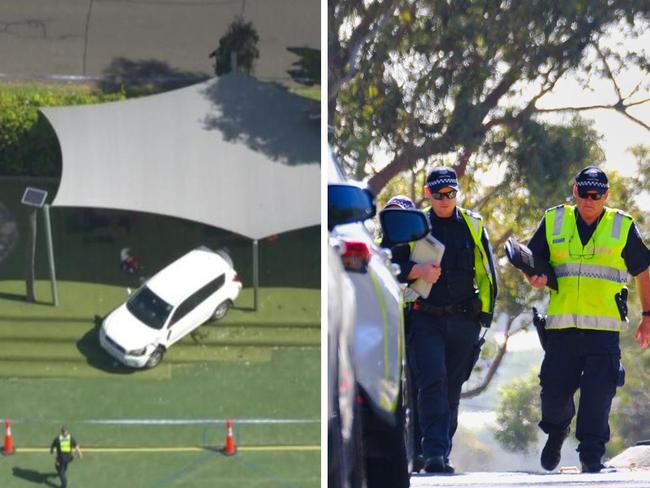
[0,315,93,323]
[75,316,137,375]
[0,292,52,306]
[11,467,58,487]
[231,305,256,312]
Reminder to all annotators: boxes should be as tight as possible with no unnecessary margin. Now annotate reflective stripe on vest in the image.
[59,435,72,453]
[545,205,632,332]
[458,208,494,315]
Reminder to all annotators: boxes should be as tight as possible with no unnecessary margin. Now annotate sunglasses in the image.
[578,190,605,201]
[431,190,457,200]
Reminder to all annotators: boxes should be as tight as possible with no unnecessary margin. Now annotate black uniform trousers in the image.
[55,457,72,488]
[539,328,621,462]
[407,310,480,460]
[404,308,424,463]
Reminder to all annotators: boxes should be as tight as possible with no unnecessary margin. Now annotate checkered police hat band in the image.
[576,180,608,190]
[387,197,415,209]
[427,177,457,188]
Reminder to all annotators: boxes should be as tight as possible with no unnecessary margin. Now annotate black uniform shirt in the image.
[393,207,497,310]
[51,435,77,462]
[527,207,650,276]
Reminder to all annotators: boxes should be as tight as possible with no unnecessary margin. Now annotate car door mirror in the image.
[328,184,376,231]
[379,208,431,244]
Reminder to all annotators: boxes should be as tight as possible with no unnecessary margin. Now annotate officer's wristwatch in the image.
[642,310,650,317]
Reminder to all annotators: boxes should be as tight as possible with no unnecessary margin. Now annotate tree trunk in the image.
[25,207,37,302]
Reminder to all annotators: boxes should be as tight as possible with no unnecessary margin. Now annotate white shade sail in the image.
[41,74,320,240]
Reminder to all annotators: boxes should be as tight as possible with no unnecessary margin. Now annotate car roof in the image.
[146,248,233,305]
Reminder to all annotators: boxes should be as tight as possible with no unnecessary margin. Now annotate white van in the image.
[99,247,242,368]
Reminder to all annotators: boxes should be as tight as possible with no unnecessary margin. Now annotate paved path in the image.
[410,470,650,487]
[0,0,318,83]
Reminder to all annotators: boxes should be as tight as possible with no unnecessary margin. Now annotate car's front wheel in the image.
[145,346,165,369]
[212,300,232,321]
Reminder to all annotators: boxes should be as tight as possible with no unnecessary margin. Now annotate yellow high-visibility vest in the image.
[59,434,72,453]
[459,207,494,315]
[545,205,632,331]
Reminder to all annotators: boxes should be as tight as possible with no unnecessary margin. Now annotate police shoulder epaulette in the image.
[547,204,565,212]
[615,209,633,220]
[462,208,483,220]
[545,204,568,215]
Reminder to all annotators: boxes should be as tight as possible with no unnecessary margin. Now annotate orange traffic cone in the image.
[2,418,15,455]
[223,418,236,456]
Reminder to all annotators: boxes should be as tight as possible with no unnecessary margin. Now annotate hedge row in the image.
[0,85,126,177]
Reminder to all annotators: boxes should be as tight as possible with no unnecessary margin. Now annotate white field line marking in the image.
[10,418,319,425]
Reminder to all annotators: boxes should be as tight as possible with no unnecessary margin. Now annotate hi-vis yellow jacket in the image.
[59,434,72,453]
[545,204,632,331]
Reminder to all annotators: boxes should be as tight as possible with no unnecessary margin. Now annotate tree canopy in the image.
[210,17,260,76]
[329,0,650,192]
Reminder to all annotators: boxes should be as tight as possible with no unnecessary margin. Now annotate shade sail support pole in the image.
[253,239,259,311]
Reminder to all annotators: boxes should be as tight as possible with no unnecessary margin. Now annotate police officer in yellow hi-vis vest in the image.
[523,166,650,473]
[50,426,83,488]
[393,167,497,474]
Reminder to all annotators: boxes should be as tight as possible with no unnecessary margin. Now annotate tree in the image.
[329,0,650,193]
[210,17,260,76]
[287,47,321,86]
[494,372,540,453]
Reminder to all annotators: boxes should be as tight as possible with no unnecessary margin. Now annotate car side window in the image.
[202,274,225,297]
[169,299,195,326]
[193,274,226,304]
[169,274,226,326]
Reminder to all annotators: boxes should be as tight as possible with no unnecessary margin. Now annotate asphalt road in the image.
[410,470,650,487]
[0,0,319,83]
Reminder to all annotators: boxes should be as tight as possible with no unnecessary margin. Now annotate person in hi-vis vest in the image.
[50,426,83,488]
[393,167,497,474]
[523,166,650,473]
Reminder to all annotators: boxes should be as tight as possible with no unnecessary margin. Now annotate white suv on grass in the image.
[99,247,242,368]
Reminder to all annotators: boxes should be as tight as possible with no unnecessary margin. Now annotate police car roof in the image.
[146,248,234,305]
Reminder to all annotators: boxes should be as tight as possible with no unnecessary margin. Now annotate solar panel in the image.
[21,187,48,208]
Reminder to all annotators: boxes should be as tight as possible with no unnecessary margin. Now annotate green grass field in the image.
[0,176,321,487]
[0,280,320,487]
[2,451,320,488]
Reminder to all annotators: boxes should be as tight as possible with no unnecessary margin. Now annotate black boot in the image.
[412,455,425,473]
[580,454,605,473]
[424,456,454,474]
[444,458,455,474]
[540,428,569,471]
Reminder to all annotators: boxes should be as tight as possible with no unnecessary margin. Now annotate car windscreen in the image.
[126,286,173,330]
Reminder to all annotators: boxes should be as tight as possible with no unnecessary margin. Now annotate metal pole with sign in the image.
[21,187,58,306]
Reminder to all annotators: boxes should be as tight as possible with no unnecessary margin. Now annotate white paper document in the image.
[409,235,445,299]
